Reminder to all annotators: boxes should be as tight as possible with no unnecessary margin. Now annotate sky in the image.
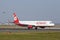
[0,0,60,24]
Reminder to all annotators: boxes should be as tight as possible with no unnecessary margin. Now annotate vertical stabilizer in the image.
[13,13,19,24]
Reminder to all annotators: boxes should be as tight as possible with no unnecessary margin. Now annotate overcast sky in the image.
[0,0,60,23]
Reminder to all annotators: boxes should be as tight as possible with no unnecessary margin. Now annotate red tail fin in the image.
[13,13,19,24]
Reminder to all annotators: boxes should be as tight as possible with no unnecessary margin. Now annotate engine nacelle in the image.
[28,25,33,29]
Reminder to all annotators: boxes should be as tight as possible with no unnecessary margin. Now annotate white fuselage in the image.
[19,21,55,27]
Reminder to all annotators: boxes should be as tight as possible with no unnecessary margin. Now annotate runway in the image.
[0,24,60,32]
[0,28,60,32]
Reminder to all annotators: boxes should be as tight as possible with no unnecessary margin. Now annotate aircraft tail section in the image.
[13,13,19,24]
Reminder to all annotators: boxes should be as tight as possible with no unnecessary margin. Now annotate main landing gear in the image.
[28,26,45,30]
[35,27,37,30]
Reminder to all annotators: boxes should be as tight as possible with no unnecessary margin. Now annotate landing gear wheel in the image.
[35,27,37,30]
[28,27,30,29]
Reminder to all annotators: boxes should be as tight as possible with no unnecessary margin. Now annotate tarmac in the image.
[0,24,60,32]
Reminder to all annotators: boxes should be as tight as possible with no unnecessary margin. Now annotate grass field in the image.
[0,32,60,40]
[0,25,60,40]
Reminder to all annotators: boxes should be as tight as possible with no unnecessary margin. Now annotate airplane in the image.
[12,13,55,29]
